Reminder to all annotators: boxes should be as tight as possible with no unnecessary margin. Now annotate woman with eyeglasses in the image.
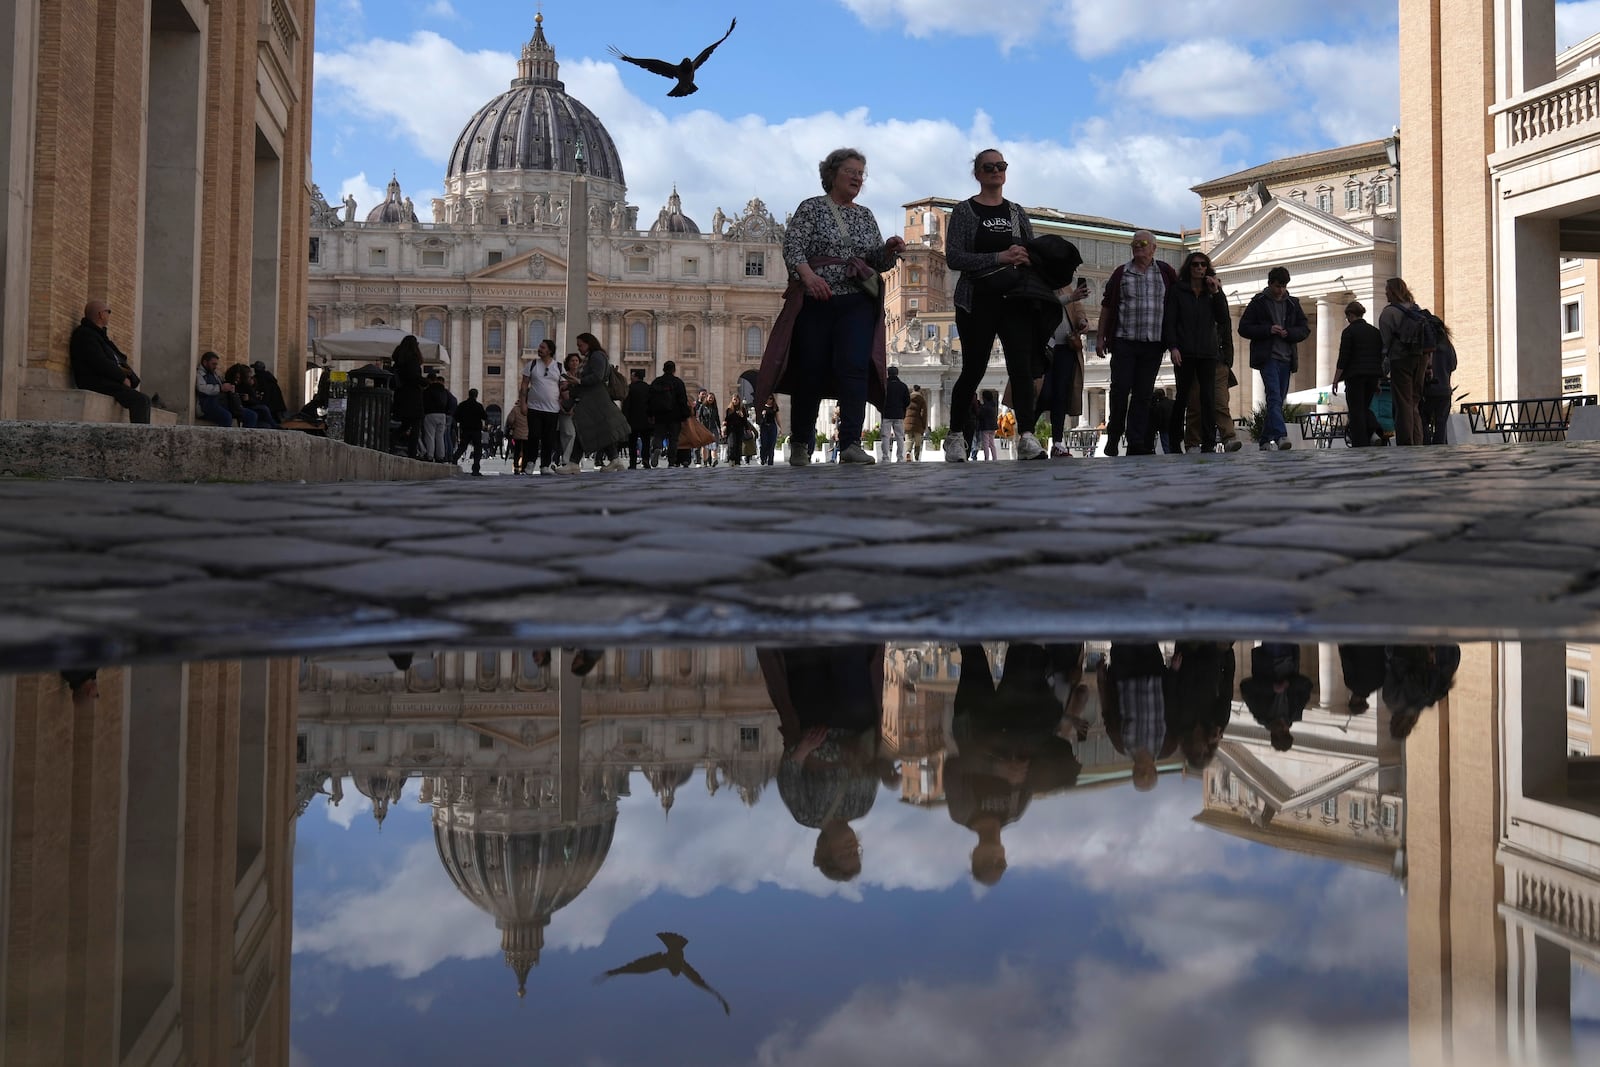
[754,148,904,466]
[1161,251,1235,453]
[943,149,1047,462]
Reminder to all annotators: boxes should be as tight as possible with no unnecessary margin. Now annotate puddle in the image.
[4,639,1598,1065]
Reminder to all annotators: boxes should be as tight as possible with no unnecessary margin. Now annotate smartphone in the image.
[1076,276,1088,289]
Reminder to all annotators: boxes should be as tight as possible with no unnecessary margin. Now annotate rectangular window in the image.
[908,298,918,310]
[622,726,645,745]
[368,248,388,267]
[421,249,446,267]
[745,252,765,277]
[1571,670,1589,711]
[478,733,496,750]
[910,270,921,284]
[296,735,308,764]
[1349,799,1368,824]
[488,324,502,352]
[358,730,378,754]
[675,726,695,745]
[1375,184,1391,206]
[309,236,321,263]
[1380,805,1398,831]
[1345,187,1362,211]
[1563,298,1583,337]
[628,255,651,273]
[1316,191,1333,212]
[486,364,502,377]
[1565,373,1585,394]
[739,726,761,752]
[683,257,699,276]
[1321,797,1339,819]
[410,731,436,751]
[486,250,503,265]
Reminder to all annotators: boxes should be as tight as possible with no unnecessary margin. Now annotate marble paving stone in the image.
[121,536,390,573]
[1217,523,1435,557]
[0,553,209,590]
[386,531,598,560]
[553,547,785,588]
[621,529,856,558]
[796,540,1038,575]
[262,516,482,544]
[1119,544,1349,580]
[277,557,573,600]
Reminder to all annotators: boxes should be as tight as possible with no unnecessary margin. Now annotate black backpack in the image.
[648,377,676,417]
[1392,304,1439,356]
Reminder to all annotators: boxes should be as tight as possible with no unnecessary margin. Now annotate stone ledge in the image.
[0,422,451,483]
[19,385,179,425]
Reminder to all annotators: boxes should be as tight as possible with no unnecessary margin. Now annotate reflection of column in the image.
[557,649,582,825]
[502,313,520,413]
[1316,297,1338,410]
[1508,921,1573,1065]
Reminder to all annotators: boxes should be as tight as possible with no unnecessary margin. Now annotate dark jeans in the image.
[1422,393,1450,445]
[789,292,874,451]
[1345,375,1381,447]
[950,294,1044,438]
[1105,342,1163,454]
[1168,357,1217,452]
[726,429,748,464]
[760,421,778,464]
[84,380,152,424]
[1040,348,1077,443]
[629,427,652,468]
[198,393,256,428]
[656,421,680,465]
[529,409,560,469]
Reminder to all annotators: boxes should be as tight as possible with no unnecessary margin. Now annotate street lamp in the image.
[1386,127,1401,275]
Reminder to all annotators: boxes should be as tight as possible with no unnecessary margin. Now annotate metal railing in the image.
[1459,395,1597,442]
[1298,411,1349,449]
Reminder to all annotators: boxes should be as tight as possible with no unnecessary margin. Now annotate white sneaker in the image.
[550,462,580,474]
[839,443,877,464]
[605,455,628,472]
[942,433,968,463]
[1015,433,1046,461]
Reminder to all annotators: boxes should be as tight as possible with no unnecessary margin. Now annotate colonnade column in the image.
[653,312,667,369]
[466,307,485,403]
[706,312,729,397]
[502,313,520,412]
[448,308,467,398]
[1316,296,1338,411]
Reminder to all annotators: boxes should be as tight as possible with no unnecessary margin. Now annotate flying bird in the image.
[608,18,737,98]
[594,932,731,1015]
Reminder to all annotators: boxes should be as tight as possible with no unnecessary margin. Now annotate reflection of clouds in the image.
[293,841,496,977]
[321,780,370,829]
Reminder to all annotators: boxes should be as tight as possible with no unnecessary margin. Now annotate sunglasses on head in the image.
[980,162,1009,173]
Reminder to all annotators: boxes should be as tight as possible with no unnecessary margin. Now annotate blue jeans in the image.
[198,394,256,427]
[1261,359,1292,442]
[788,292,874,451]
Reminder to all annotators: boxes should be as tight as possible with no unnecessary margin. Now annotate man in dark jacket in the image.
[1099,231,1178,456]
[881,366,911,462]
[68,300,152,423]
[649,360,692,467]
[1240,643,1312,751]
[251,360,288,421]
[1332,301,1385,447]
[1422,321,1457,445]
[454,388,488,475]
[1238,266,1310,451]
[622,368,653,468]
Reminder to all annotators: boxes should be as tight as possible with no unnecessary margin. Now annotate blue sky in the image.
[313,1,1600,238]
[290,770,1419,1065]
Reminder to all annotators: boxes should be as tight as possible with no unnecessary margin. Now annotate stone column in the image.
[557,649,583,825]
[706,311,728,397]
[1317,642,1348,712]
[467,306,485,402]
[1316,296,1338,411]
[448,308,466,398]
[1498,215,1563,398]
[654,312,668,368]
[502,313,520,412]
[1504,0,1556,99]
[336,302,357,334]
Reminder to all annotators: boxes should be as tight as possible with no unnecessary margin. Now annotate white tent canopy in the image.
[312,326,450,366]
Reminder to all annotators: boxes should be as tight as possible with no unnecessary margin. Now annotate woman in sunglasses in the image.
[1162,251,1235,452]
[943,149,1046,462]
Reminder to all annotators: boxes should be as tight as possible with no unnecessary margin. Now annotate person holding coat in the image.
[723,397,752,466]
[1162,251,1233,453]
[570,333,630,473]
[754,148,903,466]
[903,385,928,460]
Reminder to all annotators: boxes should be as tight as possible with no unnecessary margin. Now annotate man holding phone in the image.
[1099,232,1178,456]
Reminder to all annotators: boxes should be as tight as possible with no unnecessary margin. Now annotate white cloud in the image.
[1278,41,1400,146]
[1558,1,1600,50]
[838,0,1068,50]
[421,0,458,19]
[1116,40,1285,118]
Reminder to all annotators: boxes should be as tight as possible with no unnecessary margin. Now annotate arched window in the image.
[629,321,649,353]
[421,316,443,343]
[681,324,697,353]
[744,326,762,357]
[525,318,547,351]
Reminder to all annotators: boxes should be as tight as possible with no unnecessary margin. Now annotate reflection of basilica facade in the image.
[307,16,788,416]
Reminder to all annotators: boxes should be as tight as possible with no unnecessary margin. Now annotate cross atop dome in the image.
[516,12,560,86]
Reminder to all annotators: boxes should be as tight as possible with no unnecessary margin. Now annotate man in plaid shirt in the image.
[1098,231,1178,456]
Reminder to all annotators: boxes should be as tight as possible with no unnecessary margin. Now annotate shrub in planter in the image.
[929,426,949,449]
[1246,401,1309,442]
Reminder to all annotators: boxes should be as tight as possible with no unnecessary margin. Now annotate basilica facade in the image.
[307,16,788,416]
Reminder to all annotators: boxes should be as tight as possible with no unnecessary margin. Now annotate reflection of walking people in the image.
[755,148,903,467]
[761,645,895,882]
[1239,643,1312,751]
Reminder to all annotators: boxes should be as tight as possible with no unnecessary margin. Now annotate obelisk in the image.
[562,138,589,352]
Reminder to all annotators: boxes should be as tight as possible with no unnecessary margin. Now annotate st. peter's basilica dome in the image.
[445,15,625,196]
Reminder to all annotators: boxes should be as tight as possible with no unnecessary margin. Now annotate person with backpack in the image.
[1379,277,1433,446]
[1422,314,1457,445]
[648,361,691,467]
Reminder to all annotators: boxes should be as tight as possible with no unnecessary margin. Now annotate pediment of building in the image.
[1210,201,1379,269]
[470,248,599,284]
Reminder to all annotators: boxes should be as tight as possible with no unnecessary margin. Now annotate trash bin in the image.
[343,366,394,452]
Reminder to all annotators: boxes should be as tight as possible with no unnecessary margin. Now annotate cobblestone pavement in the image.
[3,443,1600,669]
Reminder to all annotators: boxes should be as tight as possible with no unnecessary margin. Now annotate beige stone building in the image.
[0,658,299,1065]
[1,0,314,425]
[307,16,788,416]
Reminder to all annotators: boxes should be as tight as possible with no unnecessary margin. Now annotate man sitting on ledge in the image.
[195,351,256,427]
[68,299,152,423]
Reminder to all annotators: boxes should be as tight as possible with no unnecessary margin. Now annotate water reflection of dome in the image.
[430,771,621,996]
[352,768,407,826]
